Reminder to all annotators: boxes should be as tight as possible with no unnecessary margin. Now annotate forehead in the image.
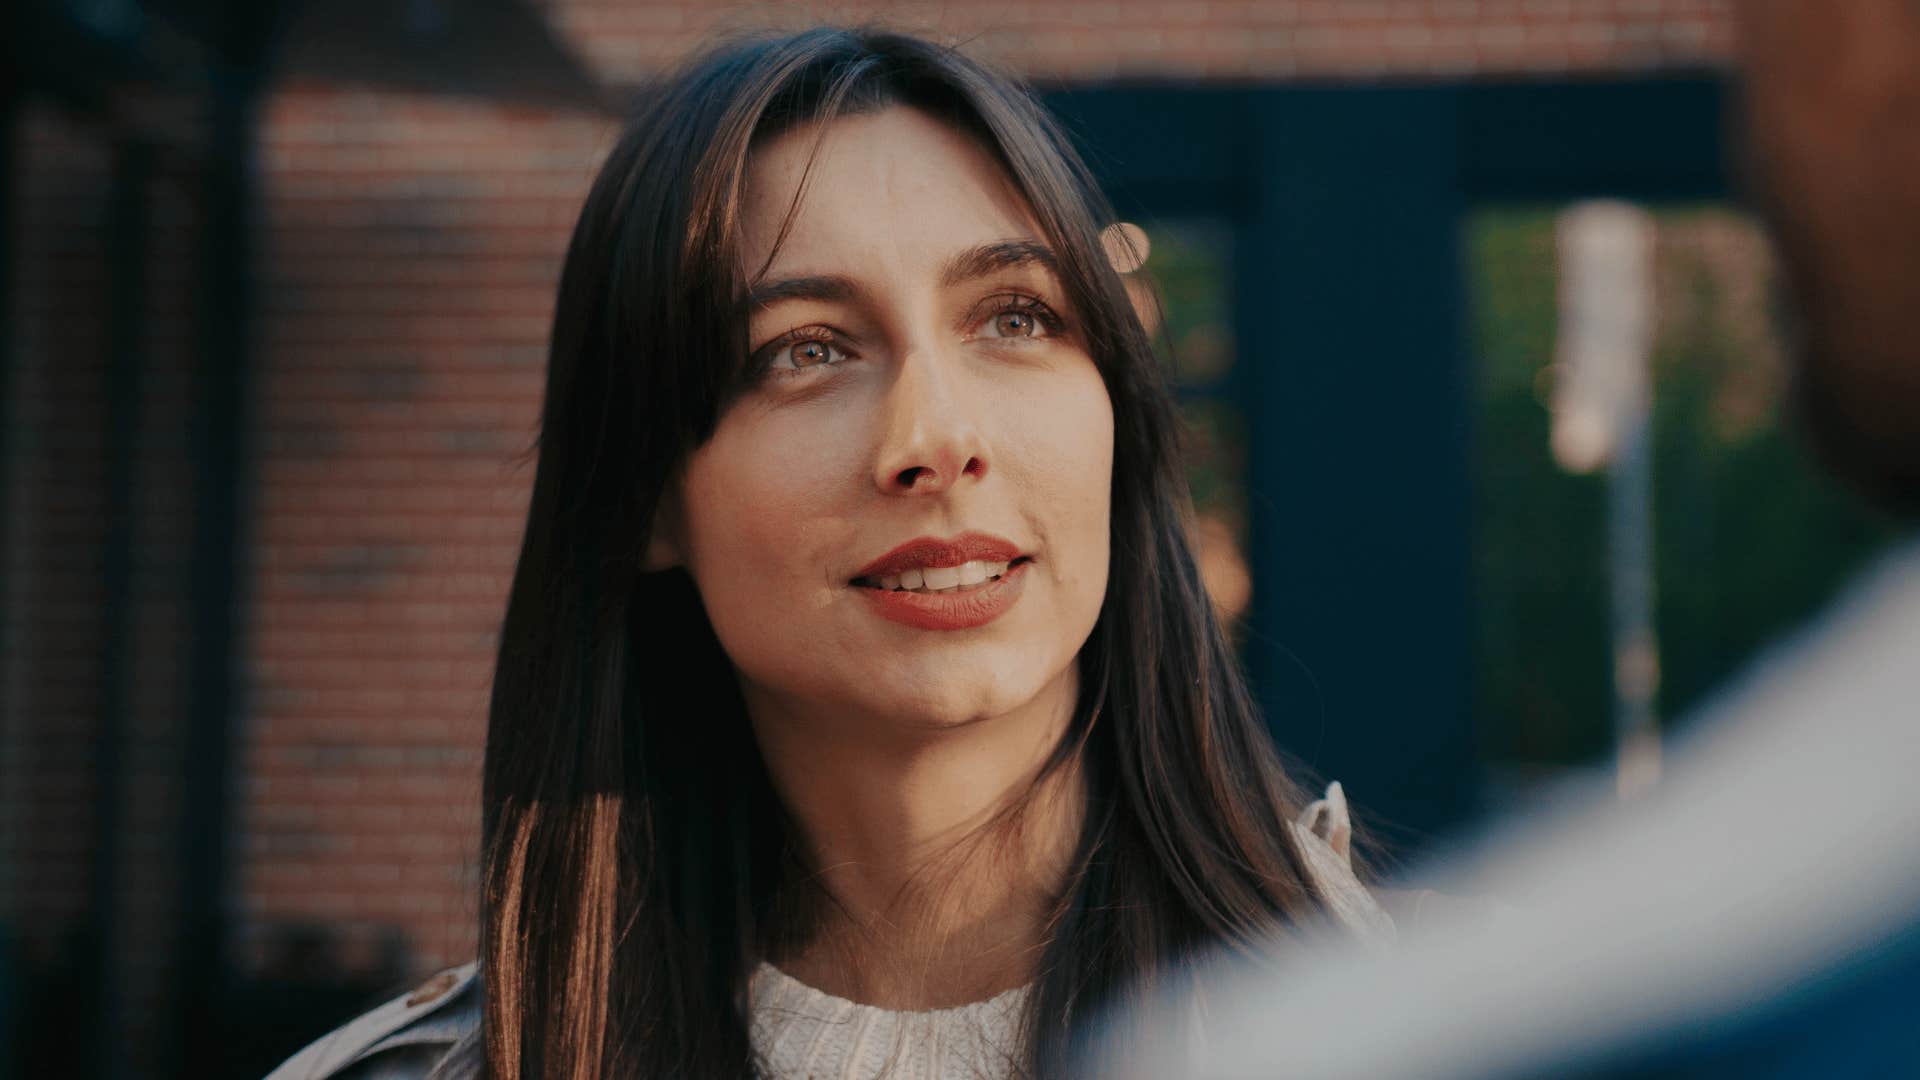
[738,105,1045,280]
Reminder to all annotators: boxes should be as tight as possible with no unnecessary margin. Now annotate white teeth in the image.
[866,559,1019,593]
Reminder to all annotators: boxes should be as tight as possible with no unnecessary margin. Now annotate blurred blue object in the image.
[1563,912,1920,1078]
[1092,534,1920,1080]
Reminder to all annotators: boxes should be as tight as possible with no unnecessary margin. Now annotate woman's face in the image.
[667,104,1114,739]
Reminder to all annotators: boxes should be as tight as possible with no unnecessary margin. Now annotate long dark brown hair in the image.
[473,25,1345,1079]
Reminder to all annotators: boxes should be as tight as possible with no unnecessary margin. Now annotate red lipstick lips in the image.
[853,531,1023,582]
[851,531,1031,631]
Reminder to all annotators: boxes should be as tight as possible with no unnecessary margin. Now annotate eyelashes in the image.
[751,293,1071,381]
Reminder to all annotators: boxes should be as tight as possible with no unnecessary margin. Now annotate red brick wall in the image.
[241,91,607,976]
[548,0,1735,83]
[238,0,1737,984]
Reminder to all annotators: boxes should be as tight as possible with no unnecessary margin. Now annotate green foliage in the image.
[1468,206,1900,767]
[1469,209,1613,763]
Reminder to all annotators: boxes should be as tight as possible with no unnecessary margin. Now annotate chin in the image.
[854,649,1072,735]
[869,680,1041,732]
[735,620,1088,742]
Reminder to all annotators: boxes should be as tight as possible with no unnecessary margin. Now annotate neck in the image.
[745,672,1085,1010]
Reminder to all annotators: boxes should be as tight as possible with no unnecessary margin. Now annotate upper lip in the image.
[852,531,1026,581]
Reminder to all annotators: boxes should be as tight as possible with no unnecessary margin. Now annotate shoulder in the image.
[1289,782,1522,950]
[262,961,482,1080]
[1289,781,1398,949]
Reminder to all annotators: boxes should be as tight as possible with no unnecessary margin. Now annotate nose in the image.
[872,345,990,496]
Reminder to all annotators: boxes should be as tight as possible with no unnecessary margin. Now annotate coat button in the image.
[406,971,458,1007]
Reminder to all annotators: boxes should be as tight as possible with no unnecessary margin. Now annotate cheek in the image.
[998,366,1115,611]
[675,402,889,713]
[1018,369,1114,523]
[678,409,863,608]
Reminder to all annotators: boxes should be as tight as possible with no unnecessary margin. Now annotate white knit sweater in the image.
[745,782,1395,1080]
[749,959,1030,1080]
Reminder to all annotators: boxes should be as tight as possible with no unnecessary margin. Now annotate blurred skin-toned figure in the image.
[1740,0,1920,511]
[1098,2,1920,1076]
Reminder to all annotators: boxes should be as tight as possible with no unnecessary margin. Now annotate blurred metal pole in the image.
[0,57,18,1080]
[89,136,153,1080]
[176,59,257,1080]
[1610,400,1662,799]
[1553,201,1661,798]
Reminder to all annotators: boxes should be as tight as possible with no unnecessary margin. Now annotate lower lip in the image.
[855,560,1030,631]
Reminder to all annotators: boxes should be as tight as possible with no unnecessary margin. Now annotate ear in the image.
[642,486,685,572]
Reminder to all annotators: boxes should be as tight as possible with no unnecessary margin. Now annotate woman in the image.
[265,24,1398,1080]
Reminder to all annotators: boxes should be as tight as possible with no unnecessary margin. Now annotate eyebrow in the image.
[744,238,1060,311]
